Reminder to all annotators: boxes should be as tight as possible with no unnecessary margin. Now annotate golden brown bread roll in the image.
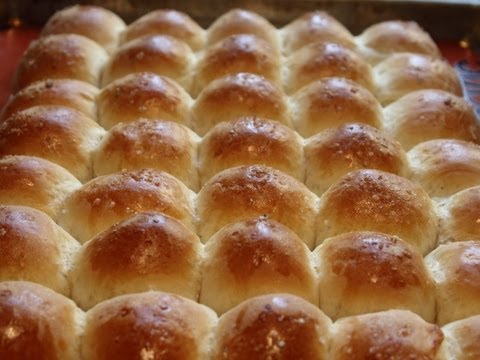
[194,34,282,95]
[0,205,79,295]
[97,72,192,130]
[59,169,195,243]
[93,119,200,191]
[101,34,196,90]
[192,73,291,135]
[0,106,105,182]
[121,9,206,50]
[281,11,355,54]
[286,41,373,94]
[374,53,462,105]
[70,212,202,309]
[0,79,98,121]
[316,169,437,254]
[408,139,480,198]
[438,315,480,360]
[13,34,108,92]
[330,310,443,360]
[207,9,280,49]
[0,281,83,360]
[0,155,81,220]
[199,116,303,185]
[305,123,408,195]
[384,90,479,150]
[313,231,435,321]
[357,20,441,64]
[200,217,317,314]
[41,5,126,54]
[82,291,216,360]
[291,77,383,137]
[425,241,480,325]
[213,293,331,360]
[197,165,318,247]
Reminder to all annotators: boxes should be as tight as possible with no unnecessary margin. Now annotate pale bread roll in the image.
[438,315,480,360]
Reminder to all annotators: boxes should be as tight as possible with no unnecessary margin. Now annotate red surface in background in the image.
[0,28,469,110]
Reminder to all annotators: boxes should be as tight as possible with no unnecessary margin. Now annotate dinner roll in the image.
[314,231,435,321]
[305,123,408,195]
[213,294,331,360]
[0,106,105,182]
[384,90,479,150]
[59,169,195,243]
[281,11,355,54]
[97,72,192,130]
[93,119,200,190]
[82,291,216,360]
[199,116,303,184]
[0,79,98,121]
[286,41,373,94]
[192,73,291,135]
[41,5,126,53]
[291,77,383,137]
[0,205,79,295]
[0,281,83,360]
[200,217,317,314]
[0,155,80,220]
[330,310,443,360]
[207,9,280,49]
[70,212,202,309]
[425,241,480,325]
[197,165,318,247]
[408,139,480,197]
[194,34,281,95]
[121,9,206,50]
[101,34,196,90]
[357,20,441,64]
[438,315,480,360]
[13,34,108,92]
[316,169,437,254]
[374,53,462,105]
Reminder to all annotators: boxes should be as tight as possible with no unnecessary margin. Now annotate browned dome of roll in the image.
[358,20,441,64]
[0,106,104,182]
[439,315,480,360]
[425,241,480,325]
[97,72,192,130]
[314,231,435,321]
[41,5,126,53]
[121,9,206,50]
[192,73,291,135]
[93,119,200,190]
[58,169,195,243]
[199,116,303,184]
[0,205,79,295]
[330,310,443,360]
[316,169,437,254]
[291,77,383,137]
[207,9,279,49]
[305,123,408,195]
[213,293,331,360]
[0,79,98,121]
[82,291,216,360]
[197,165,318,248]
[408,139,480,197]
[101,34,196,90]
[0,155,81,220]
[0,281,82,360]
[200,217,317,314]
[286,41,373,94]
[374,53,462,105]
[13,34,108,92]
[70,212,202,309]
[194,34,282,95]
[281,11,355,54]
